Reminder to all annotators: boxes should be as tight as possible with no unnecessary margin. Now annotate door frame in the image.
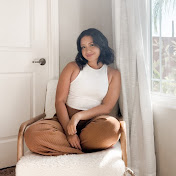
[48,0,60,80]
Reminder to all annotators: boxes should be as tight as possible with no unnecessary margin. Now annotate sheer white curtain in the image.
[112,0,156,175]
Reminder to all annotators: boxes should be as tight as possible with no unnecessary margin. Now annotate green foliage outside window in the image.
[152,37,176,95]
[152,0,176,96]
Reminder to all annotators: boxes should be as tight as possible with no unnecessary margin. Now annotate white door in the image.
[0,0,49,168]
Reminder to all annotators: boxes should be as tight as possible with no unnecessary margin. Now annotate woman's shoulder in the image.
[65,61,78,68]
[63,61,79,72]
[107,65,121,84]
[107,65,120,77]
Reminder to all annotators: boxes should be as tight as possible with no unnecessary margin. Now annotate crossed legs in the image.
[80,116,120,152]
[24,115,121,155]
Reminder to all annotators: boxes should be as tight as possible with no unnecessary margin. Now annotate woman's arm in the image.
[67,68,121,135]
[56,62,82,150]
[55,62,74,136]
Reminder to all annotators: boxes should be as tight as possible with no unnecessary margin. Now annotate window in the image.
[151,0,176,96]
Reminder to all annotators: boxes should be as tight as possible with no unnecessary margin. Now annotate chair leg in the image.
[120,121,136,176]
[120,121,127,167]
[125,167,136,176]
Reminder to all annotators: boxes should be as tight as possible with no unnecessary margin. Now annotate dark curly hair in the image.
[75,28,114,70]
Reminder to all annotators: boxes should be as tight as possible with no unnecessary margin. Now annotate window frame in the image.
[150,0,176,107]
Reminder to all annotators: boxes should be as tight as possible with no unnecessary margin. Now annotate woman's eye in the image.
[81,46,85,49]
[90,43,94,46]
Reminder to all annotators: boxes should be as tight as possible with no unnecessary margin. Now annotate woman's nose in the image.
[85,46,91,53]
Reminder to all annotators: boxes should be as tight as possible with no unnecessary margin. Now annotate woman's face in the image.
[80,36,100,63]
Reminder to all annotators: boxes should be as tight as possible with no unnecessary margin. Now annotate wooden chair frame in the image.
[17,113,46,161]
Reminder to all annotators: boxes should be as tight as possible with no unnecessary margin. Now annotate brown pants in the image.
[24,115,120,156]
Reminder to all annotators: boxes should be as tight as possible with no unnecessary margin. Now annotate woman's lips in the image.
[86,53,94,57]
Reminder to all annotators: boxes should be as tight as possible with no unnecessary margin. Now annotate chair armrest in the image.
[17,113,46,161]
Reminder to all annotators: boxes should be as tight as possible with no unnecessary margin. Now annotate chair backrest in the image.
[44,79,58,118]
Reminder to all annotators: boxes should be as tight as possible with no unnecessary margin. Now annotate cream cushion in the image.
[16,142,125,176]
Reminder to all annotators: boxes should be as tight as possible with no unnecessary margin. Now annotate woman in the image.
[25,28,123,156]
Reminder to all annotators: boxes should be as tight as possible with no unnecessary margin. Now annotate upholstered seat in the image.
[16,142,125,176]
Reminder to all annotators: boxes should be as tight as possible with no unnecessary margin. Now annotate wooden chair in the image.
[16,80,135,176]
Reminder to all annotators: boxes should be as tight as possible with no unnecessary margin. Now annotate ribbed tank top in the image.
[66,64,109,110]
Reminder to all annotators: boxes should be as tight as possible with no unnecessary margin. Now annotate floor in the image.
[0,166,15,176]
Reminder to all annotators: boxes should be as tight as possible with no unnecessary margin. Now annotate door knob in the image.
[32,58,46,65]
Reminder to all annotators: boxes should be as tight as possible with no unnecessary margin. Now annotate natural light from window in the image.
[152,0,176,96]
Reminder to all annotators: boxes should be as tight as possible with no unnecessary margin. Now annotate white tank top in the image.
[66,64,109,110]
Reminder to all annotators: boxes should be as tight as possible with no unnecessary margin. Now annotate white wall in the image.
[59,0,113,72]
[153,97,176,176]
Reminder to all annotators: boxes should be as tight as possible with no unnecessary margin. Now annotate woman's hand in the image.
[67,134,82,150]
[67,113,81,135]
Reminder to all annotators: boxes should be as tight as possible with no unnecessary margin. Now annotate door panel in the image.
[0,0,49,168]
[0,0,30,47]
